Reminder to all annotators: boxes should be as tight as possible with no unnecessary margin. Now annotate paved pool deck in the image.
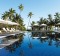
[0,31,24,38]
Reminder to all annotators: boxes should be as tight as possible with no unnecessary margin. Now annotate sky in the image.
[0,0,60,27]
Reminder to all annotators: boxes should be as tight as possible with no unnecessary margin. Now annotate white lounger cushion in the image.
[2,28,7,32]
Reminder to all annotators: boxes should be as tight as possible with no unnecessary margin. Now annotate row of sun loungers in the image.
[0,28,20,33]
[3,28,19,32]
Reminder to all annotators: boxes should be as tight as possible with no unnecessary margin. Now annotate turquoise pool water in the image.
[0,32,60,56]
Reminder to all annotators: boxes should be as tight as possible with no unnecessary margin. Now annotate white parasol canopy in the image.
[40,23,47,27]
[56,23,60,25]
[0,19,19,25]
[32,23,39,27]
[5,20,19,25]
[0,19,7,24]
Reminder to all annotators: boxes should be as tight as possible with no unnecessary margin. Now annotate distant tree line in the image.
[31,13,60,27]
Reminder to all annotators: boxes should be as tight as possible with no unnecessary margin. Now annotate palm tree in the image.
[43,18,48,24]
[37,17,44,25]
[37,17,48,26]
[13,13,21,22]
[8,8,15,21]
[13,13,25,30]
[54,13,60,18]
[54,13,60,24]
[31,21,35,26]
[48,14,52,22]
[47,14,55,31]
[2,11,9,20]
[47,14,54,26]
[28,12,33,26]
[2,8,15,21]
[18,4,24,13]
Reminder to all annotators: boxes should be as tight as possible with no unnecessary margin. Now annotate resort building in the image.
[31,23,47,32]
[31,24,40,31]
[40,24,47,31]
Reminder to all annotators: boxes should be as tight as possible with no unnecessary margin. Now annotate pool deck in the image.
[30,30,60,33]
[30,30,54,32]
[0,31,24,38]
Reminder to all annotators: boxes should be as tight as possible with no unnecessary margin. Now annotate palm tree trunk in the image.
[27,18,31,30]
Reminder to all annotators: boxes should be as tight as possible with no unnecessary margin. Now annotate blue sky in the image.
[0,0,60,27]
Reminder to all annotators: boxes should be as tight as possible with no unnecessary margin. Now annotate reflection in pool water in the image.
[0,32,60,56]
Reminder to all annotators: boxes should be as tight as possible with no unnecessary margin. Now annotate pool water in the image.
[0,32,60,56]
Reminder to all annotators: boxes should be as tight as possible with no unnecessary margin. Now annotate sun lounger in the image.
[11,28,20,32]
[6,28,12,32]
[11,28,15,32]
[0,31,2,33]
[6,28,10,32]
[13,28,15,31]
[2,28,7,32]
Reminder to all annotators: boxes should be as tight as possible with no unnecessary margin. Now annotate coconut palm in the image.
[31,21,35,26]
[54,13,60,24]
[47,14,54,26]
[37,17,44,25]
[8,8,15,21]
[2,11,9,20]
[13,13,25,30]
[2,8,15,21]
[37,17,48,25]
[27,12,33,30]
[48,14,52,22]
[13,13,22,23]
[28,12,33,25]
[43,18,48,24]
[28,12,34,18]
[47,14,55,31]
[54,13,60,18]
[18,4,24,13]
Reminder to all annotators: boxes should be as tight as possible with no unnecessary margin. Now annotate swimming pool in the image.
[0,32,60,56]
